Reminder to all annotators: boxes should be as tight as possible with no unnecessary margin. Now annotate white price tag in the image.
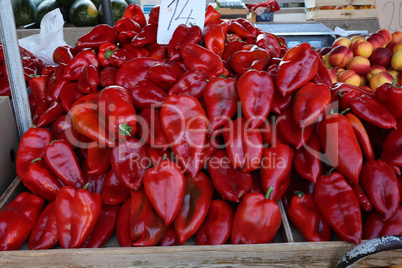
[157,0,206,44]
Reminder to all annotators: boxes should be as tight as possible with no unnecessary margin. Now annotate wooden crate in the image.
[305,0,377,21]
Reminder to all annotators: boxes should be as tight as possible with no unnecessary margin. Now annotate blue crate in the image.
[256,12,274,22]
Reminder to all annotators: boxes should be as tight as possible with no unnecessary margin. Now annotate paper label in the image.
[157,0,206,44]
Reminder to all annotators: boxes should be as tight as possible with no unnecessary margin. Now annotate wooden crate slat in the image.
[305,0,375,8]
[308,8,377,20]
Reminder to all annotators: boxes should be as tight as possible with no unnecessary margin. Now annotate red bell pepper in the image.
[174,172,214,244]
[63,50,100,81]
[114,17,141,33]
[203,19,228,58]
[276,106,314,150]
[0,192,44,251]
[168,70,208,100]
[168,24,203,61]
[77,65,99,94]
[130,189,168,246]
[28,201,58,250]
[314,172,362,244]
[204,4,221,25]
[292,82,331,127]
[247,0,281,12]
[207,150,252,202]
[203,76,238,133]
[23,158,63,200]
[222,117,263,172]
[32,101,49,126]
[259,115,286,146]
[287,192,332,242]
[310,52,332,90]
[115,58,163,90]
[97,42,117,67]
[293,133,322,184]
[98,85,137,140]
[53,45,75,65]
[148,5,160,25]
[131,24,158,47]
[318,112,363,185]
[228,18,257,39]
[100,169,130,205]
[111,137,147,191]
[49,114,81,148]
[255,32,281,59]
[29,74,49,101]
[148,45,167,60]
[345,113,375,161]
[223,39,247,64]
[374,81,402,121]
[36,100,65,128]
[0,76,10,97]
[143,159,185,226]
[231,188,281,244]
[86,140,112,174]
[196,199,234,245]
[137,108,168,150]
[161,94,208,178]
[116,197,132,247]
[130,79,168,109]
[178,43,225,79]
[352,183,373,212]
[82,205,120,248]
[363,206,402,239]
[381,121,402,167]
[144,144,171,167]
[110,48,139,67]
[276,43,319,96]
[260,144,294,202]
[249,170,264,194]
[16,127,52,179]
[145,62,185,90]
[360,159,400,220]
[75,24,117,50]
[230,45,270,75]
[55,185,102,248]
[100,66,119,88]
[45,140,86,188]
[60,82,86,113]
[48,63,71,102]
[237,69,274,128]
[82,163,107,194]
[159,225,179,246]
[122,4,147,28]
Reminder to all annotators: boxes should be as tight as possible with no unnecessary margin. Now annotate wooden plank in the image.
[306,8,377,20]
[309,0,375,7]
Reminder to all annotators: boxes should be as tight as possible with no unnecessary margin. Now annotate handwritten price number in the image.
[379,1,402,32]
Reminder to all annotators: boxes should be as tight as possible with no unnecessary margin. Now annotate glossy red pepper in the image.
[36,100,65,128]
[174,172,214,244]
[98,85,137,140]
[287,192,332,242]
[130,189,168,246]
[32,101,49,126]
[247,0,281,12]
[23,158,63,200]
[116,197,132,247]
[130,79,168,109]
[143,159,185,226]
[100,66,119,88]
[145,62,184,90]
[0,76,10,97]
[228,18,257,39]
[314,172,362,244]
[161,94,208,178]
[381,121,402,167]
[115,58,163,90]
[53,45,75,65]
[122,4,146,28]
[178,43,225,79]
[259,115,286,146]
[352,183,373,212]
[293,133,322,184]
[231,188,281,244]
[0,192,44,251]
[260,144,294,202]
[223,39,247,64]
[204,4,221,25]
[374,81,402,121]
[29,75,49,101]
[255,32,282,59]
[77,65,99,94]
[111,137,147,191]
[168,24,203,61]
[207,150,252,202]
[60,82,85,113]
[311,52,332,90]
[49,114,81,148]
[222,117,263,172]
[55,185,102,248]
[16,127,52,179]
[363,206,402,239]
[137,108,168,150]
[144,144,171,167]
[45,140,86,188]
[63,50,100,81]
[82,205,120,248]
[203,76,238,133]
[114,17,141,33]
[230,45,270,75]
[203,19,228,58]
[319,112,363,184]
[86,141,112,174]
[345,113,375,161]
[168,70,208,100]
[237,69,274,128]
[100,169,130,205]
[196,199,234,245]
[360,159,400,220]
[82,163,107,195]
[98,42,117,67]
[148,5,160,25]
[28,201,58,250]
[292,82,331,128]
[159,225,179,246]
[131,24,158,47]
[50,65,71,102]
[276,43,319,96]
[110,48,139,67]
[75,24,117,50]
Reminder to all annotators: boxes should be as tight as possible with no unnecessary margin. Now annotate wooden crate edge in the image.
[306,8,377,20]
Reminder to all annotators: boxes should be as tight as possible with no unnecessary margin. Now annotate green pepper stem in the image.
[83,182,90,190]
[294,191,304,198]
[265,187,274,199]
[31,157,41,163]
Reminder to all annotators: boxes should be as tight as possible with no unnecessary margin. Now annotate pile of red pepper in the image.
[0,2,401,251]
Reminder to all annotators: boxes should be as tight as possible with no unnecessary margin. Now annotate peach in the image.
[338,70,361,87]
[335,5,345,9]
[377,29,392,44]
[369,71,394,91]
[391,50,402,71]
[345,5,355,9]
[359,75,367,87]
[346,56,371,75]
[350,35,365,43]
[322,54,333,69]
[351,40,373,58]
[391,31,402,44]
[387,70,399,80]
[369,47,393,68]
[332,66,345,75]
[329,69,338,83]
[328,45,353,68]
[366,65,387,81]
[393,42,402,53]
[332,37,352,48]
[366,33,387,50]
